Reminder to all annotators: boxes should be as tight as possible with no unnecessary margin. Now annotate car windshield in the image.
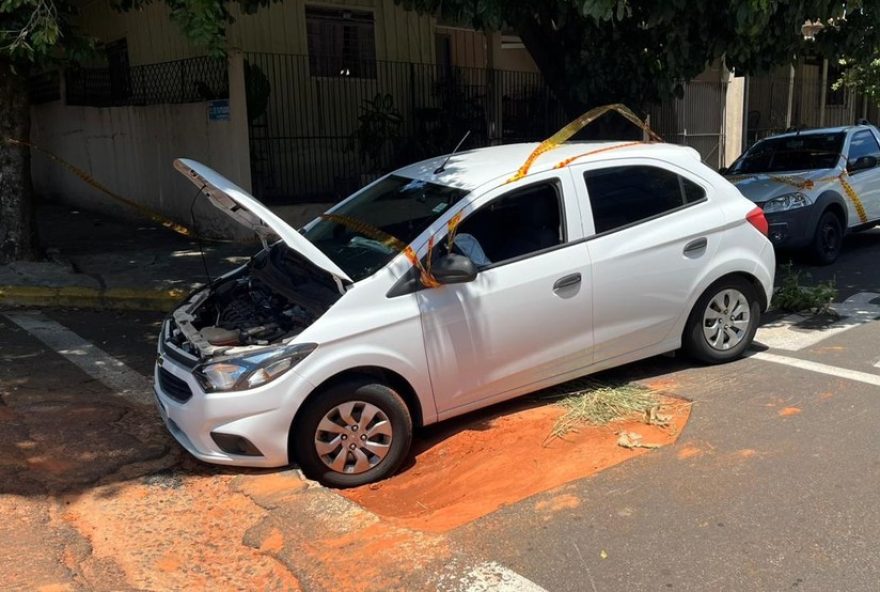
[729,132,845,174]
[301,175,469,281]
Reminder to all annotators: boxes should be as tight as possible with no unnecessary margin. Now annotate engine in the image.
[191,244,341,347]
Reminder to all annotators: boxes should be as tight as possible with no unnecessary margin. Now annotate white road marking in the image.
[755,292,880,351]
[3,310,153,405]
[458,562,548,592]
[751,351,880,387]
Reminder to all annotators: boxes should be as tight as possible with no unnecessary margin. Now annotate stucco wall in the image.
[30,99,253,240]
[76,0,436,65]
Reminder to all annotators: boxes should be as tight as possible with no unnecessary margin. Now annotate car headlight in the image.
[194,343,317,392]
[762,192,811,213]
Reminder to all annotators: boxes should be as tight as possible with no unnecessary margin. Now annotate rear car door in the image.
[844,129,880,223]
[571,158,725,363]
[415,170,594,417]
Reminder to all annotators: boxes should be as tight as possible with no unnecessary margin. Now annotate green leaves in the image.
[400,0,880,116]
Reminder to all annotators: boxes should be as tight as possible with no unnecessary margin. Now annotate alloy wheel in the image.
[314,401,393,474]
[702,288,751,351]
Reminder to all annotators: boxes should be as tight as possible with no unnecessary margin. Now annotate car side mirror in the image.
[432,253,477,285]
[847,155,878,173]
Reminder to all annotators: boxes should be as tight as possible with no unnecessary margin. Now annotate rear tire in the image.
[809,209,843,266]
[292,377,413,488]
[683,277,761,364]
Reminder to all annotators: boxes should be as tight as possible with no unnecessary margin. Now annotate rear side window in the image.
[847,130,880,162]
[583,165,706,234]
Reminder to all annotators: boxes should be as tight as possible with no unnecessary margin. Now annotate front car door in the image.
[843,129,880,223]
[571,158,726,364]
[415,170,594,418]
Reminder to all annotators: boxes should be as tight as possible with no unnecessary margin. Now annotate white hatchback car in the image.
[156,142,775,487]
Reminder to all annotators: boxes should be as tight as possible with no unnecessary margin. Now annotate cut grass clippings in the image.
[539,379,667,440]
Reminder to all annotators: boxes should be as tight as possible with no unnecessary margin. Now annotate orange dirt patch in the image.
[736,448,758,458]
[341,396,689,532]
[300,520,449,592]
[62,469,302,591]
[778,406,802,417]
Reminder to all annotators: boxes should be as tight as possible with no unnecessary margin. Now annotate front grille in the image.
[157,367,193,403]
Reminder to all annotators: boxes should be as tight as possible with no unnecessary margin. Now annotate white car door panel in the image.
[845,129,880,223]
[574,160,725,362]
[416,170,593,413]
[419,242,593,412]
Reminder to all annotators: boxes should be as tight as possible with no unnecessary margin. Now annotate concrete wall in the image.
[30,94,252,240]
[76,0,538,72]
[77,0,436,65]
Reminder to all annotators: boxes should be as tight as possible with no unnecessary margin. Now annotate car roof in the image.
[394,141,701,190]
[764,124,877,141]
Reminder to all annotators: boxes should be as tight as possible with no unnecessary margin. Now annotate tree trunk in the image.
[0,59,37,263]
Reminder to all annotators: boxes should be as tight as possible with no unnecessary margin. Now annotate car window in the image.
[302,175,468,281]
[440,181,565,268]
[847,130,880,163]
[583,165,706,234]
[728,132,845,174]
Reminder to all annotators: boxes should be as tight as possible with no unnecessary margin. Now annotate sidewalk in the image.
[0,202,326,311]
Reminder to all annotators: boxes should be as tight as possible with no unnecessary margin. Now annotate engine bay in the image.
[171,244,343,356]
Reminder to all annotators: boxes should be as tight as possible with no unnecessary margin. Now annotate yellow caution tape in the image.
[552,141,645,169]
[507,103,662,184]
[3,137,199,239]
[728,171,868,224]
[319,213,406,251]
[837,173,868,223]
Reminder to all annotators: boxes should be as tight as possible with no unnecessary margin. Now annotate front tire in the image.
[809,209,843,265]
[683,277,761,364]
[292,377,413,488]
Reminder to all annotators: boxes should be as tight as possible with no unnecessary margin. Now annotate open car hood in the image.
[174,158,352,284]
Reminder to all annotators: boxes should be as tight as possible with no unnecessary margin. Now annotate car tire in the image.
[292,377,413,488]
[683,276,761,364]
[809,209,843,265]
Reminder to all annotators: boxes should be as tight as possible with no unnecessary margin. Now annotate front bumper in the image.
[764,205,818,249]
[153,347,314,469]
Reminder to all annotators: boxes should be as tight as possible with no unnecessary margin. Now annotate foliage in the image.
[0,0,278,66]
[398,0,875,117]
[347,93,403,173]
[540,378,660,439]
[773,262,837,316]
[834,57,880,103]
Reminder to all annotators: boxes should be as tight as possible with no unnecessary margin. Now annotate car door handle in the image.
[553,273,582,291]
[683,238,708,255]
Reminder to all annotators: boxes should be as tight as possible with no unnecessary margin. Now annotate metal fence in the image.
[244,52,567,202]
[648,80,729,169]
[746,66,875,146]
[66,56,228,107]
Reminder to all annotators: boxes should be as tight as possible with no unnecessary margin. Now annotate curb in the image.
[0,285,184,312]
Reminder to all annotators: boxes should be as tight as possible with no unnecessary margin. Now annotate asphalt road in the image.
[3,228,880,591]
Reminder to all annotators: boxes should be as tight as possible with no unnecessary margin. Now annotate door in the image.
[573,160,725,363]
[844,129,880,223]
[416,171,594,416]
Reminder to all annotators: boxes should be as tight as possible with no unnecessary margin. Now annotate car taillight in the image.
[746,206,769,237]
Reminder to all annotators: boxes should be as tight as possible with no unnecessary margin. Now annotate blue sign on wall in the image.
[208,99,230,122]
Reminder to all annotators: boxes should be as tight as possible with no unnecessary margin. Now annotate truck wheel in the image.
[809,210,843,265]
